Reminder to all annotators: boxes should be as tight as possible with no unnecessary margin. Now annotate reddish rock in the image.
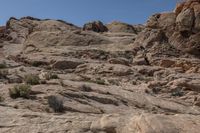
[83,21,108,32]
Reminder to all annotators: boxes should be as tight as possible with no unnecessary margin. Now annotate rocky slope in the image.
[1,0,200,133]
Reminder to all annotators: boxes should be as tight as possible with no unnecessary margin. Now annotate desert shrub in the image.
[9,84,31,99]
[60,80,64,87]
[25,74,40,85]
[50,74,59,79]
[48,95,64,112]
[95,78,106,85]
[0,69,8,78]
[45,72,59,80]
[152,87,161,94]
[0,95,4,102]
[0,63,7,69]
[31,61,47,67]
[171,88,184,97]
[19,67,25,72]
[79,84,92,92]
[40,79,47,84]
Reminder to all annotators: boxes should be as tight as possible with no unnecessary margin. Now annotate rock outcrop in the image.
[83,21,108,32]
[106,21,137,33]
[1,0,200,133]
[144,0,200,55]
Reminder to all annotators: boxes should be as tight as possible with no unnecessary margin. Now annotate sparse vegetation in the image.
[45,72,59,80]
[171,89,184,97]
[0,95,4,102]
[48,95,64,113]
[152,87,161,94]
[40,79,47,84]
[31,61,46,67]
[19,67,25,72]
[0,63,7,69]
[60,80,64,86]
[0,69,8,78]
[95,78,106,85]
[9,84,31,99]
[50,74,59,79]
[79,84,92,92]
[25,74,40,85]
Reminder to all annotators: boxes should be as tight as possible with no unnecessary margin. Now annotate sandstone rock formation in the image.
[106,21,137,33]
[145,0,200,55]
[1,0,200,133]
[83,21,108,32]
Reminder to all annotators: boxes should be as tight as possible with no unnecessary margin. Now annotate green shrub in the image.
[0,62,7,69]
[48,95,64,112]
[25,74,40,85]
[9,84,31,99]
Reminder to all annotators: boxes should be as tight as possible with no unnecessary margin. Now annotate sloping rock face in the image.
[1,1,200,133]
[144,0,200,55]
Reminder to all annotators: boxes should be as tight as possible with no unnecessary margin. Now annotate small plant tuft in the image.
[152,87,161,94]
[0,63,7,69]
[48,95,64,113]
[9,84,31,99]
[0,61,7,69]
[0,95,4,102]
[25,74,40,85]
[31,61,45,67]
[0,69,8,78]
[95,78,106,85]
[79,84,92,92]
[45,72,59,80]
[171,88,184,97]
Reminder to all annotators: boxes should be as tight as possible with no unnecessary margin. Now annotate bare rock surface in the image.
[1,1,200,132]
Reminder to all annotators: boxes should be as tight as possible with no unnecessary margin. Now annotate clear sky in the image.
[0,0,180,26]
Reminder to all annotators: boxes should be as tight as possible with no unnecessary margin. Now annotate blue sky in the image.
[0,0,180,26]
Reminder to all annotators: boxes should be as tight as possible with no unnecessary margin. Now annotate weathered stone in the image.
[106,21,136,33]
[176,8,195,31]
[83,21,108,32]
[52,59,84,70]
[123,114,200,133]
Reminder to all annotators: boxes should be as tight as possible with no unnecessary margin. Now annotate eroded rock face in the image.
[124,114,200,133]
[1,1,200,132]
[83,21,108,32]
[145,0,200,55]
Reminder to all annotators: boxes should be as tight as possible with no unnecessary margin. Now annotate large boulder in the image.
[176,8,195,31]
[83,21,108,32]
[124,114,200,133]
